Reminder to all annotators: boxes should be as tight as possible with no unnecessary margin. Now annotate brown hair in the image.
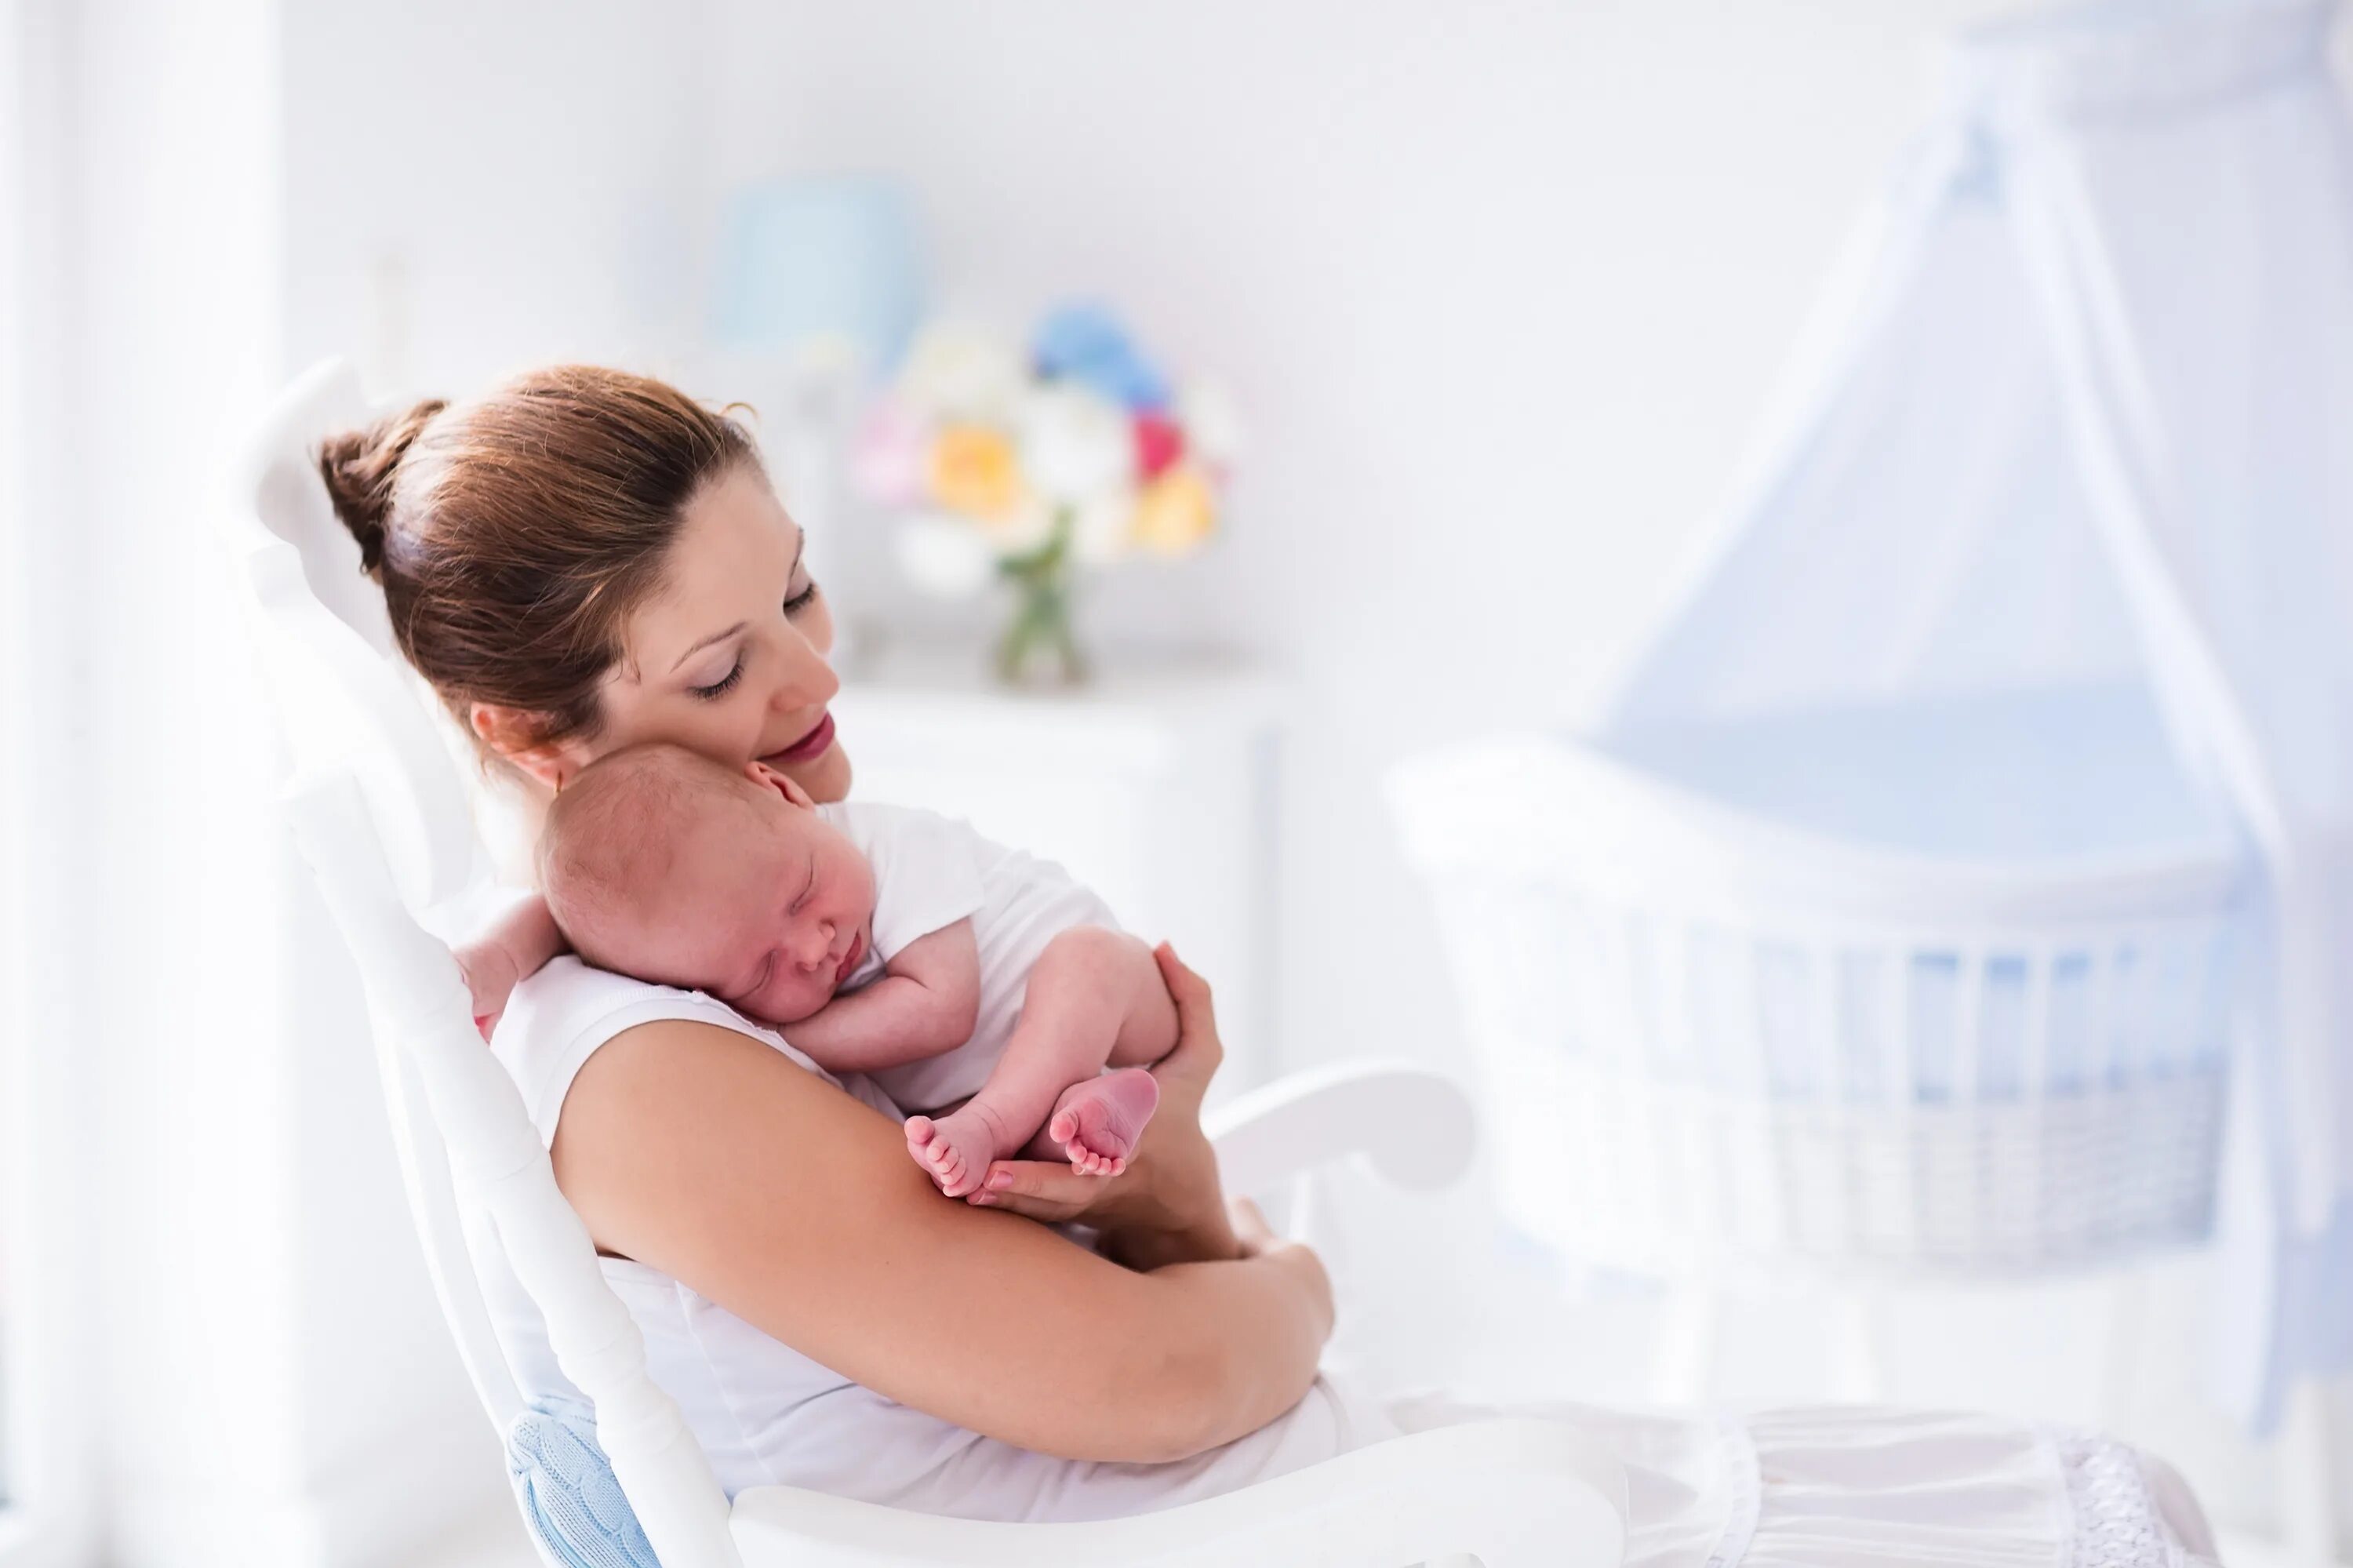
[316,364,762,754]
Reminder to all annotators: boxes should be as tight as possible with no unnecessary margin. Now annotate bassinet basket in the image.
[1391,682,2245,1279]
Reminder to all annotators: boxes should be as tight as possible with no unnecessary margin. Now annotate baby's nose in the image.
[795,922,835,970]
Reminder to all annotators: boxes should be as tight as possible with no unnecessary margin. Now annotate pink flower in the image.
[849,398,931,508]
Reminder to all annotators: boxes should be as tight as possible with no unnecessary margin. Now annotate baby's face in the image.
[626,789,877,1027]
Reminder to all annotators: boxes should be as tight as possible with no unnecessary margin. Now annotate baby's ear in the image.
[744,759,818,811]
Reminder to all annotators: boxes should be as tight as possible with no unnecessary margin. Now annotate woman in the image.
[321,366,2219,1564]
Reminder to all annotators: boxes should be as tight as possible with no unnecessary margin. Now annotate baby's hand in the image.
[454,893,569,1041]
[453,943,522,1041]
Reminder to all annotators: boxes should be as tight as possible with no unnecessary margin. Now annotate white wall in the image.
[279,0,716,397]
[2,0,99,1559]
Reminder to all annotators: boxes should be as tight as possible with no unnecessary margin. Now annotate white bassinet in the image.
[1391,679,2245,1278]
[1391,3,2353,1369]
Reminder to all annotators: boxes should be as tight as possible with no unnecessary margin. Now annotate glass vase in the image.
[995,511,1088,686]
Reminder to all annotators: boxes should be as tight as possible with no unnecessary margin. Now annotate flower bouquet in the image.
[849,304,1238,686]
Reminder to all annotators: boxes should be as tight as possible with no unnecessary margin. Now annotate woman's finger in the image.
[966,1159,1092,1222]
[1227,1195,1272,1242]
[1153,941,1217,1031]
[1151,942,1223,1091]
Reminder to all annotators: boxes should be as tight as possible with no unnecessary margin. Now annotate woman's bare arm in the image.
[551,1017,1333,1465]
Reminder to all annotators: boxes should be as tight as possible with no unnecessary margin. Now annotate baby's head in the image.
[541,743,876,1024]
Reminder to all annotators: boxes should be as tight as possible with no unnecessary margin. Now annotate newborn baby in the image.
[539,743,1176,1197]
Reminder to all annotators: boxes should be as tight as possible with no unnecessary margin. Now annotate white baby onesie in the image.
[813,801,1118,1114]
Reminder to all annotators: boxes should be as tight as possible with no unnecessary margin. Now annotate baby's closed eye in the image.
[726,948,776,1007]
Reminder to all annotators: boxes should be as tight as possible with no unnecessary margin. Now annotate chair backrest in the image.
[222,361,740,1566]
[224,359,522,1420]
[227,359,484,916]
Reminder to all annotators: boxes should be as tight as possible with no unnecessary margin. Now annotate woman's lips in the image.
[833,930,864,987]
[764,710,835,767]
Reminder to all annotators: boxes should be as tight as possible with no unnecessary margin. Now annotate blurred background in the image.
[2,2,2348,1565]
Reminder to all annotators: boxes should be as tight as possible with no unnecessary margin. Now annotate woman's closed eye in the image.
[689,657,745,700]
[689,584,815,700]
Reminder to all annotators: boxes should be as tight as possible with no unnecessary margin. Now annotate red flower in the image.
[1133,412,1185,480]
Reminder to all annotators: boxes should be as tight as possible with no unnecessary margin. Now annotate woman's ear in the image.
[744,759,817,810]
[470,701,576,791]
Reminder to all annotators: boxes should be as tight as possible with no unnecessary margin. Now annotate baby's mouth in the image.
[833,930,864,987]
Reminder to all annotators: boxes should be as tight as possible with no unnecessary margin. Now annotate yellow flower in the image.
[1129,464,1217,557]
[928,424,1024,521]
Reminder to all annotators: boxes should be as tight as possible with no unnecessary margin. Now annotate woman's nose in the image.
[766,621,841,711]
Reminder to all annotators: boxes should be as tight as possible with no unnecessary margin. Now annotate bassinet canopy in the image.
[1599,0,2352,1429]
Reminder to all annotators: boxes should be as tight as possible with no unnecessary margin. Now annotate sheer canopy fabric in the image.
[1600,0,2353,1431]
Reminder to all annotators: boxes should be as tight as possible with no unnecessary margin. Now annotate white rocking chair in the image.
[220,359,1628,1568]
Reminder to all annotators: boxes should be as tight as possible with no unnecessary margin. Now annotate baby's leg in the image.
[1034,936,1179,1173]
[906,927,1176,1195]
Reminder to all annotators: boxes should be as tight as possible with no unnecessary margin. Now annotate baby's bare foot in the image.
[1046,1068,1160,1177]
[905,1108,1006,1199]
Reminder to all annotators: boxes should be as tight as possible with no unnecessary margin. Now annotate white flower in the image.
[893,515,996,600]
[1176,376,1243,470]
[900,324,1025,420]
[975,489,1057,557]
[1069,489,1135,566]
[1016,382,1135,504]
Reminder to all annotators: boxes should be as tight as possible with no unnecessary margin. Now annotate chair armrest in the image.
[730,1417,1625,1568]
[1204,1060,1476,1197]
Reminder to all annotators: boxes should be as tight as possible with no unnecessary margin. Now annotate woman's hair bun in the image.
[316,398,446,575]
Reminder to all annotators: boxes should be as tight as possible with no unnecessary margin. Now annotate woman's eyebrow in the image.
[671,620,748,673]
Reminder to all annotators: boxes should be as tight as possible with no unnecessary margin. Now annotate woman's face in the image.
[566,465,851,802]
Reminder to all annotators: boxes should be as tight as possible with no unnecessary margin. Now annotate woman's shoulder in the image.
[493,958,889,1147]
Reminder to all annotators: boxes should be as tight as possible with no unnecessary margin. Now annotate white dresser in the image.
[832,651,1288,1084]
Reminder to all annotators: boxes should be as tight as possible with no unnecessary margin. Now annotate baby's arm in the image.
[907,926,1177,1197]
[784,919,982,1074]
[453,892,568,1038]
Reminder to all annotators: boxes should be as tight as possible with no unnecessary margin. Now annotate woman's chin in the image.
[792,742,852,804]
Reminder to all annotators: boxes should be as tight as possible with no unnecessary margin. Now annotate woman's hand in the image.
[1227,1196,1333,1334]
[970,943,1240,1271]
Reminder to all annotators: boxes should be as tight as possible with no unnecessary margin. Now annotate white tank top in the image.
[475,956,1395,1520]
